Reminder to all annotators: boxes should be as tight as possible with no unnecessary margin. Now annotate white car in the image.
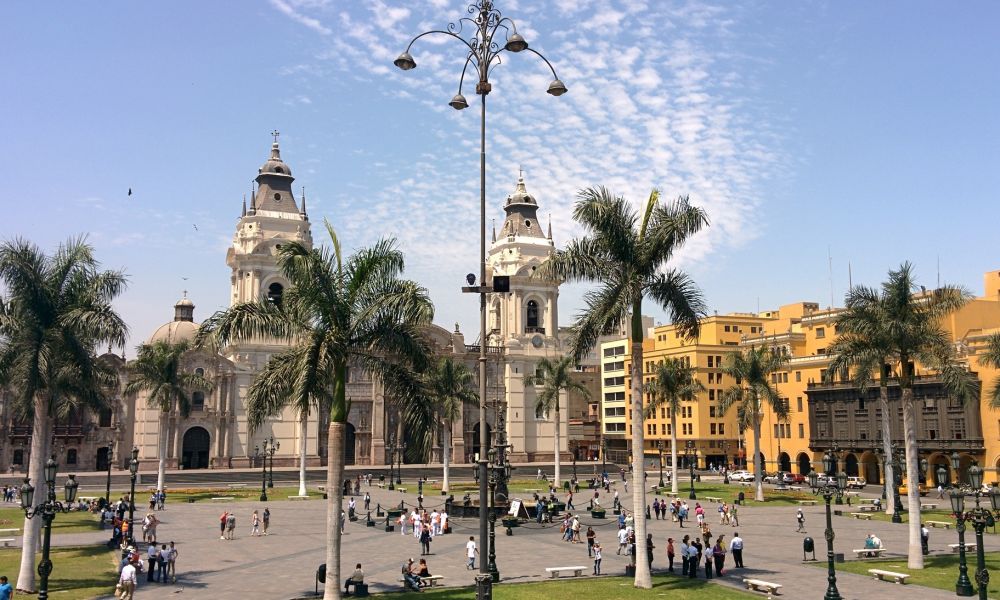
[730,470,754,482]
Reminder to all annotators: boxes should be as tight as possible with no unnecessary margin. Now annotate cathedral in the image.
[0,139,568,474]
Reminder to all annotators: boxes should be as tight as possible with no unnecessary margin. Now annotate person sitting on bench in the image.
[401,558,421,591]
[345,563,364,595]
[417,559,431,587]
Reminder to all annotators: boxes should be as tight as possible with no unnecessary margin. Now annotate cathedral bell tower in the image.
[227,134,313,314]
[486,173,565,463]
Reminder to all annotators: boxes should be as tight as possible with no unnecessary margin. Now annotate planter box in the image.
[591,510,607,519]
[501,518,519,528]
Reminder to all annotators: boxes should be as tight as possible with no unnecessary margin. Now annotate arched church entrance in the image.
[845,453,859,477]
[344,423,356,466]
[96,446,110,472]
[778,452,791,472]
[181,426,210,470]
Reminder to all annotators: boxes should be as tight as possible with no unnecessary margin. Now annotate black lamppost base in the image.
[260,493,268,502]
[891,513,903,524]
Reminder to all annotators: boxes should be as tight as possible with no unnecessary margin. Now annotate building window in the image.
[667,423,672,435]
[604,376,625,386]
[718,374,723,385]
[816,327,825,339]
[797,397,803,412]
[195,367,205,377]
[707,356,714,368]
[526,300,539,329]
[710,423,717,435]
[604,391,625,402]
[13,450,23,466]
[708,373,715,384]
[66,448,78,465]
[774,424,780,438]
[99,408,112,428]
[266,282,284,308]
[719,423,725,435]
[724,325,731,332]
[660,424,665,435]
[798,423,805,438]
[605,422,626,433]
[709,406,716,418]
[192,391,205,412]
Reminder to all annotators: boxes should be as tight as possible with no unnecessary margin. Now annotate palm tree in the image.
[539,187,707,589]
[124,340,213,493]
[0,237,127,593]
[198,221,432,600]
[826,262,976,569]
[422,357,476,494]
[719,345,787,502]
[526,356,591,486]
[646,360,705,494]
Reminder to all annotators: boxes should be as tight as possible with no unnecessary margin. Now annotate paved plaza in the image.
[40,473,1000,599]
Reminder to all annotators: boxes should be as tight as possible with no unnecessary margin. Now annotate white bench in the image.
[743,578,782,595]
[0,529,20,537]
[857,505,879,512]
[289,495,310,500]
[857,498,876,504]
[210,497,235,502]
[0,538,15,547]
[397,488,407,493]
[850,513,873,520]
[226,483,248,489]
[869,568,909,584]
[704,496,722,502]
[926,520,951,529]
[546,566,587,578]
[376,483,386,489]
[950,543,977,553]
[843,491,861,497]
[798,500,817,506]
[853,548,886,558]
[419,575,444,586]
[920,503,938,510]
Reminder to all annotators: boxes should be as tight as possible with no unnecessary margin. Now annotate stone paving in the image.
[35,476,1000,599]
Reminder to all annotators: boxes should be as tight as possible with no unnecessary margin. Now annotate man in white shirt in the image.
[119,561,137,599]
[146,545,159,583]
[730,532,744,568]
[617,527,629,555]
[440,510,449,534]
[466,536,478,570]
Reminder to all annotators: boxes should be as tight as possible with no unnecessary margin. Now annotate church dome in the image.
[258,142,292,177]
[146,294,199,345]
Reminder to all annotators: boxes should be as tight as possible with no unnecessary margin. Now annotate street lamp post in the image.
[947,451,978,597]
[20,457,79,600]
[387,435,396,491]
[571,441,578,481]
[256,437,278,502]
[104,439,115,508]
[601,439,608,477]
[686,440,696,500]
[808,450,847,600]
[657,440,665,489]
[397,440,406,486]
[128,446,138,545]
[888,450,904,521]
[722,441,730,484]
[268,437,279,489]
[394,5,565,597]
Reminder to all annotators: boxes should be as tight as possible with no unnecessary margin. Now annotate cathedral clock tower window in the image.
[267,283,284,308]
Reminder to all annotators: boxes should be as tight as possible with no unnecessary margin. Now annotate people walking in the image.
[219,511,228,540]
[593,541,603,575]
[687,538,700,578]
[703,541,714,579]
[262,507,270,535]
[646,533,655,571]
[586,526,596,557]
[118,559,137,599]
[420,524,432,555]
[667,537,675,572]
[617,527,628,555]
[167,541,178,583]
[713,535,727,576]
[250,510,261,536]
[225,511,236,540]
[730,532,744,568]
[796,507,805,532]
[146,544,159,582]
[466,536,478,570]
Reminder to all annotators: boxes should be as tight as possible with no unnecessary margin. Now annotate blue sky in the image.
[4,1,999,352]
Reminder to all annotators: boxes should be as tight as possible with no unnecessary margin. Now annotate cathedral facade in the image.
[0,140,568,474]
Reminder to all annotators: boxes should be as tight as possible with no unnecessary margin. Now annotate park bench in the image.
[843,491,861,497]
[857,498,876,504]
[289,495,310,500]
[926,520,951,529]
[0,529,20,537]
[798,500,817,506]
[788,485,803,491]
[210,497,235,502]
[419,575,445,586]
[857,505,879,512]
[869,568,909,584]
[0,539,15,547]
[545,566,587,578]
[774,485,790,491]
[850,513,873,520]
[950,543,977,553]
[920,503,938,510]
[743,578,782,595]
[226,483,247,489]
[738,481,754,487]
[397,488,407,493]
[703,496,721,502]
[376,483,386,489]
[853,548,886,558]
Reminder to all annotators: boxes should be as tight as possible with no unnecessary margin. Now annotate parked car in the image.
[763,471,788,484]
[730,470,754,482]
[846,476,867,489]
[786,473,806,484]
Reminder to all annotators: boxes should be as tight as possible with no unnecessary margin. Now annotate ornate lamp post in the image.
[20,457,78,600]
[396,439,407,486]
[387,435,396,491]
[808,450,847,600]
[888,449,904,520]
[601,438,608,477]
[127,446,138,544]
[722,441,731,484]
[656,440,665,489]
[947,451,979,597]
[571,441,578,481]
[686,440,697,500]
[104,437,116,508]
[268,436,280,489]
[394,5,565,597]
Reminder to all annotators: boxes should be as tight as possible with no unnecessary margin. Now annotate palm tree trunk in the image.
[670,412,678,494]
[157,411,168,493]
[752,417,764,502]
[879,383,894,515]
[299,410,308,498]
[901,387,924,569]
[630,337,651,589]
[553,402,561,487]
[442,420,451,495]
[323,421,345,600]
[17,397,51,593]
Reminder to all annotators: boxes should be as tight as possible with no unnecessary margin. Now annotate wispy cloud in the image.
[269,0,332,35]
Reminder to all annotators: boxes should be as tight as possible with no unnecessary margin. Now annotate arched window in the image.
[66,448,78,465]
[526,300,539,329]
[535,403,548,420]
[192,391,205,412]
[267,282,284,308]
[195,367,204,377]
[12,450,23,466]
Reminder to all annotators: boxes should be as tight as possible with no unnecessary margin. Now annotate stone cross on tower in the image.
[271,129,280,143]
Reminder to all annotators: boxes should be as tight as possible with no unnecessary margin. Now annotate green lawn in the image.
[0,508,104,535]
[827,551,1000,597]
[0,545,118,599]
[835,507,1000,534]
[380,574,755,599]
